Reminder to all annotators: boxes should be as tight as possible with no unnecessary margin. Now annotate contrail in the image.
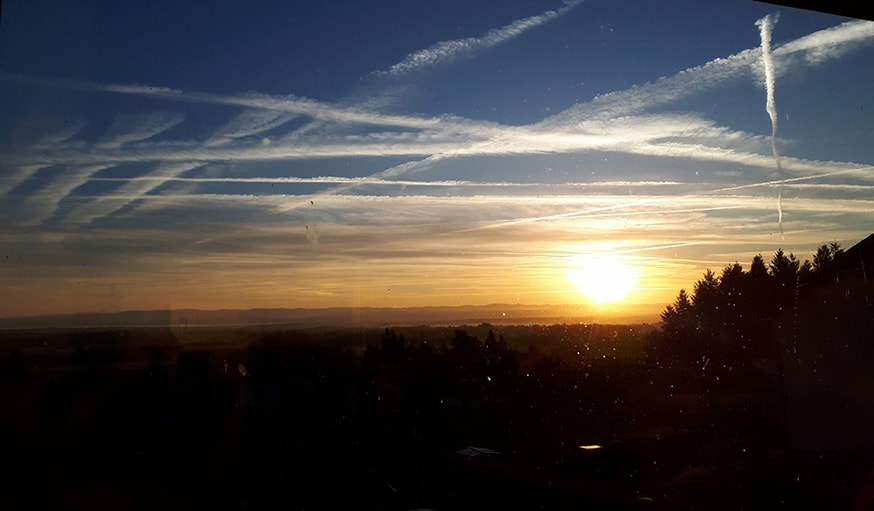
[710,167,873,194]
[756,13,784,238]
[380,0,584,77]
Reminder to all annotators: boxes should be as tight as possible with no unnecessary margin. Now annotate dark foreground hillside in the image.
[1,315,872,510]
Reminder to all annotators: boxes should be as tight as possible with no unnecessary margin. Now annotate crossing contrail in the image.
[756,13,784,238]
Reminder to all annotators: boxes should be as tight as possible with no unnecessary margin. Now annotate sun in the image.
[565,254,637,305]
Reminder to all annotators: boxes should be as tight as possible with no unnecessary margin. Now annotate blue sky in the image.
[1,0,873,318]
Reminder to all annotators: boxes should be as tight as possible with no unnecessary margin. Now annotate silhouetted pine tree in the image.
[811,242,844,284]
[653,241,854,370]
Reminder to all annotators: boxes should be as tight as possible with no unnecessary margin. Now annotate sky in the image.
[1,0,873,319]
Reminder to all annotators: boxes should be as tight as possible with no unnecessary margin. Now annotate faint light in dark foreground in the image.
[456,446,500,457]
[579,444,602,450]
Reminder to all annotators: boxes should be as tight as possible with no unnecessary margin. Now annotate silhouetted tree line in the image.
[345,327,638,454]
[653,242,845,367]
[2,316,828,508]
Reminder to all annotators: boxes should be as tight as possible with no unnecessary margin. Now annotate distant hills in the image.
[0,303,661,330]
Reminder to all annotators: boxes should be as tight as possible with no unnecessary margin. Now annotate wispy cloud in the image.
[2,11,874,315]
[97,112,185,149]
[33,120,88,149]
[22,164,114,225]
[5,93,871,232]
[61,162,205,225]
[378,1,584,77]
[776,18,874,66]
[5,20,870,172]
[10,109,858,182]
[540,19,874,126]
[204,109,298,147]
[756,13,784,237]
[90,174,688,190]
[0,164,51,197]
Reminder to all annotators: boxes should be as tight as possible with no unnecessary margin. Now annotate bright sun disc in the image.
[565,255,637,305]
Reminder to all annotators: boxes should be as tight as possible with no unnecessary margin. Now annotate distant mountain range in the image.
[0,303,661,330]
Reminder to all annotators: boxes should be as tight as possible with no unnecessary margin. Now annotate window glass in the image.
[1,1,873,508]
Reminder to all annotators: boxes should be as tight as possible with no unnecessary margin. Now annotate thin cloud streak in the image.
[0,72,473,133]
[0,164,50,197]
[3,20,870,193]
[3,8,874,316]
[89,175,686,188]
[5,18,868,143]
[21,131,874,228]
[449,203,750,234]
[32,121,88,149]
[204,110,298,147]
[379,0,584,77]
[756,13,784,238]
[62,162,205,225]
[710,167,874,193]
[26,99,860,225]
[539,19,874,127]
[10,112,863,179]
[64,189,874,227]
[22,165,115,226]
[97,112,185,149]
[96,80,472,132]
[272,155,449,213]
[776,18,874,65]
[90,192,872,228]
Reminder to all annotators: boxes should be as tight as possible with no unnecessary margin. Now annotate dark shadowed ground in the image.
[2,317,872,510]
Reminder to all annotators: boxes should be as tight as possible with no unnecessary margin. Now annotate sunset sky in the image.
[1,0,873,319]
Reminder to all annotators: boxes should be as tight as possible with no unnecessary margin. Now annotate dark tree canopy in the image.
[811,242,843,284]
[654,243,844,364]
